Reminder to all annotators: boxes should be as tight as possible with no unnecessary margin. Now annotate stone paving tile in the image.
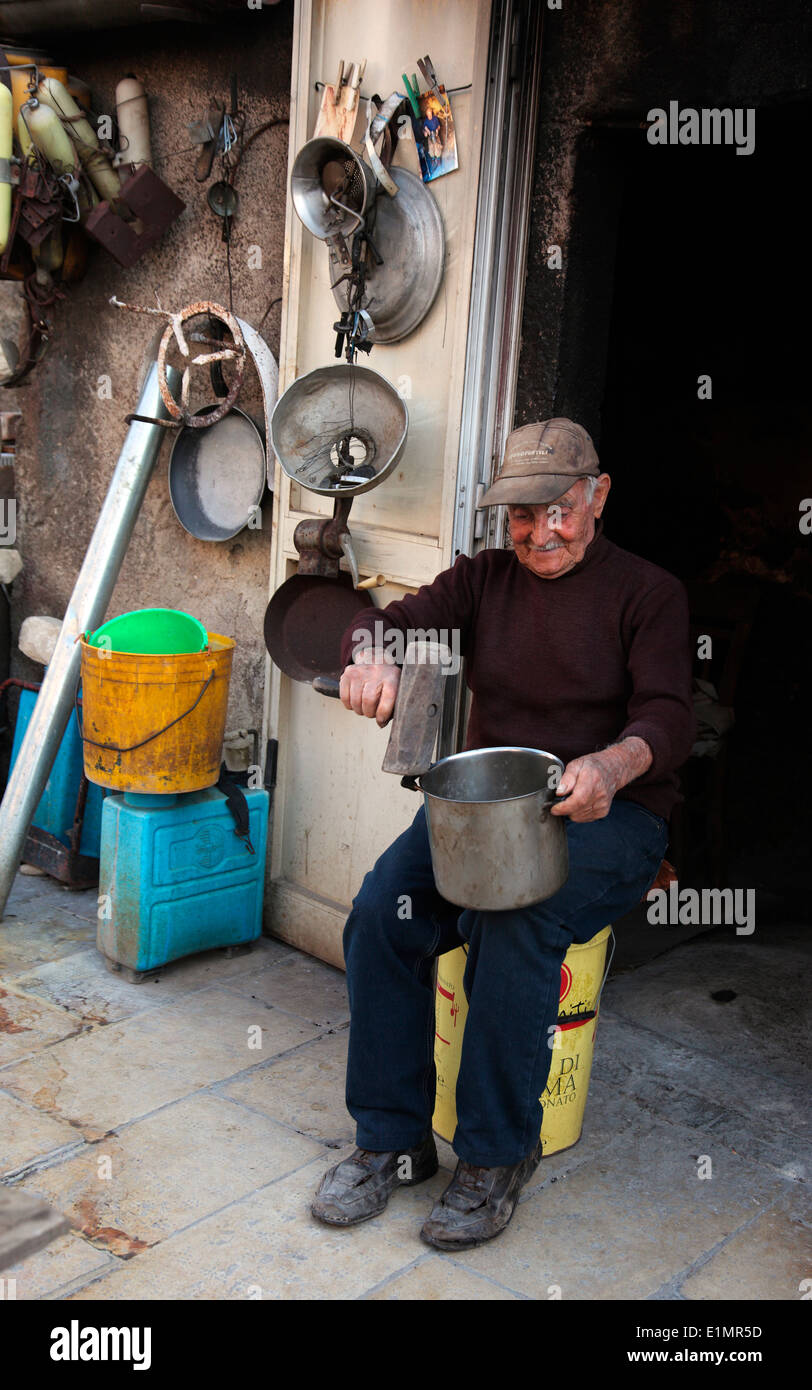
[2,889,95,925]
[223,954,350,1027]
[16,1093,323,1257]
[0,985,84,1066]
[366,1256,522,1299]
[604,937,809,1081]
[0,912,96,975]
[0,988,323,1135]
[6,876,61,907]
[5,873,806,1303]
[451,1116,795,1300]
[12,936,293,1026]
[218,1029,653,1177]
[219,1030,354,1145]
[521,1069,665,1196]
[2,1231,117,1301]
[44,887,105,922]
[681,1189,812,1301]
[429,1062,676,1199]
[66,1150,449,1300]
[0,1092,80,1175]
[594,1012,808,1181]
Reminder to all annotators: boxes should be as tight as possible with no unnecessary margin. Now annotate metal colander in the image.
[290,137,375,239]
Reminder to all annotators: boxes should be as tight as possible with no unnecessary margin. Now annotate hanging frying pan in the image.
[169,405,267,541]
[263,571,374,682]
[264,362,407,683]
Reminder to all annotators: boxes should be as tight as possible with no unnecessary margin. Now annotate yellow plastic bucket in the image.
[79,630,234,795]
[433,926,613,1157]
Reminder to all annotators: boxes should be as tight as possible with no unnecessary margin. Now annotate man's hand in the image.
[339,655,401,726]
[550,737,653,822]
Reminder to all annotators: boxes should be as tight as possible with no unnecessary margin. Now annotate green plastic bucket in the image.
[88,608,208,656]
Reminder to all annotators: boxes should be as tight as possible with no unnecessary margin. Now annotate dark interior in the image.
[596,104,810,910]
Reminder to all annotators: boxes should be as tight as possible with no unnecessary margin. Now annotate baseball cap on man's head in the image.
[478,418,600,507]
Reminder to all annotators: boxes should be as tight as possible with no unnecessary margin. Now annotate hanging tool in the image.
[207,177,237,241]
[330,214,380,360]
[189,101,225,181]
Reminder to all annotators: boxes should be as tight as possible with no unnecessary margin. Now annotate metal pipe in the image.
[0,361,179,921]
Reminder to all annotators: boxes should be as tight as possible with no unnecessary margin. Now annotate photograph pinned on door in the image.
[403,57,458,183]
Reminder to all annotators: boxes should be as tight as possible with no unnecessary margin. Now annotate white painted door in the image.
[263,0,494,966]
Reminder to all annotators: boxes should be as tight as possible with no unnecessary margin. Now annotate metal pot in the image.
[312,647,572,911]
[416,746,570,910]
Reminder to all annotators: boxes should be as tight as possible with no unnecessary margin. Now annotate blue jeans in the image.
[343,798,668,1167]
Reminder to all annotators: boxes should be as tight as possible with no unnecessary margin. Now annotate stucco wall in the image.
[4,9,293,737]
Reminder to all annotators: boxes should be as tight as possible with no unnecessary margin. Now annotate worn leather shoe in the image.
[311,1132,438,1227]
[420,1141,543,1250]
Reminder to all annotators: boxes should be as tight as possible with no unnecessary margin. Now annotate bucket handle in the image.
[74,672,214,753]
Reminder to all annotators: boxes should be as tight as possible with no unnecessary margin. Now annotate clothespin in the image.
[401,72,421,119]
[338,59,366,116]
[314,58,366,140]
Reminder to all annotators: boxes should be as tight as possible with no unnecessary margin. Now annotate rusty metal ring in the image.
[156,301,246,426]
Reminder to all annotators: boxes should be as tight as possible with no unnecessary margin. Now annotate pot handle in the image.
[546,788,572,813]
[312,676,341,697]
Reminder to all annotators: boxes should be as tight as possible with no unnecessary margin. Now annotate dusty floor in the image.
[0,872,808,1301]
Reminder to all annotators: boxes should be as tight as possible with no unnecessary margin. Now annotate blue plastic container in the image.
[98,786,269,973]
[10,686,106,856]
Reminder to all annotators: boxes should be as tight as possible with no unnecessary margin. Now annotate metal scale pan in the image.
[331,166,444,344]
[264,364,408,682]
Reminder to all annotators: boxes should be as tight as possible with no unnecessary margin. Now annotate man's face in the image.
[507,474,611,579]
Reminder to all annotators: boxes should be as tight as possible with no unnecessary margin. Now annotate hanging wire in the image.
[59,175,82,222]
[257,293,282,331]
[348,360,356,431]
[225,223,234,313]
[291,414,367,485]
[313,80,472,98]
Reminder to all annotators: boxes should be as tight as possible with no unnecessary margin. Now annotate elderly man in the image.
[311,418,695,1249]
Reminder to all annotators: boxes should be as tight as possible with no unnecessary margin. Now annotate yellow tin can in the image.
[433,926,613,1156]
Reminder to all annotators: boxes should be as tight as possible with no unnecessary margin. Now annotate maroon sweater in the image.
[341,525,696,820]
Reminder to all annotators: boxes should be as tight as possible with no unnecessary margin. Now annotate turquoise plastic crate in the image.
[98,786,269,973]
[10,685,106,857]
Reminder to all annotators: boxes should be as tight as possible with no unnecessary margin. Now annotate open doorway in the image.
[599,104,811,912]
